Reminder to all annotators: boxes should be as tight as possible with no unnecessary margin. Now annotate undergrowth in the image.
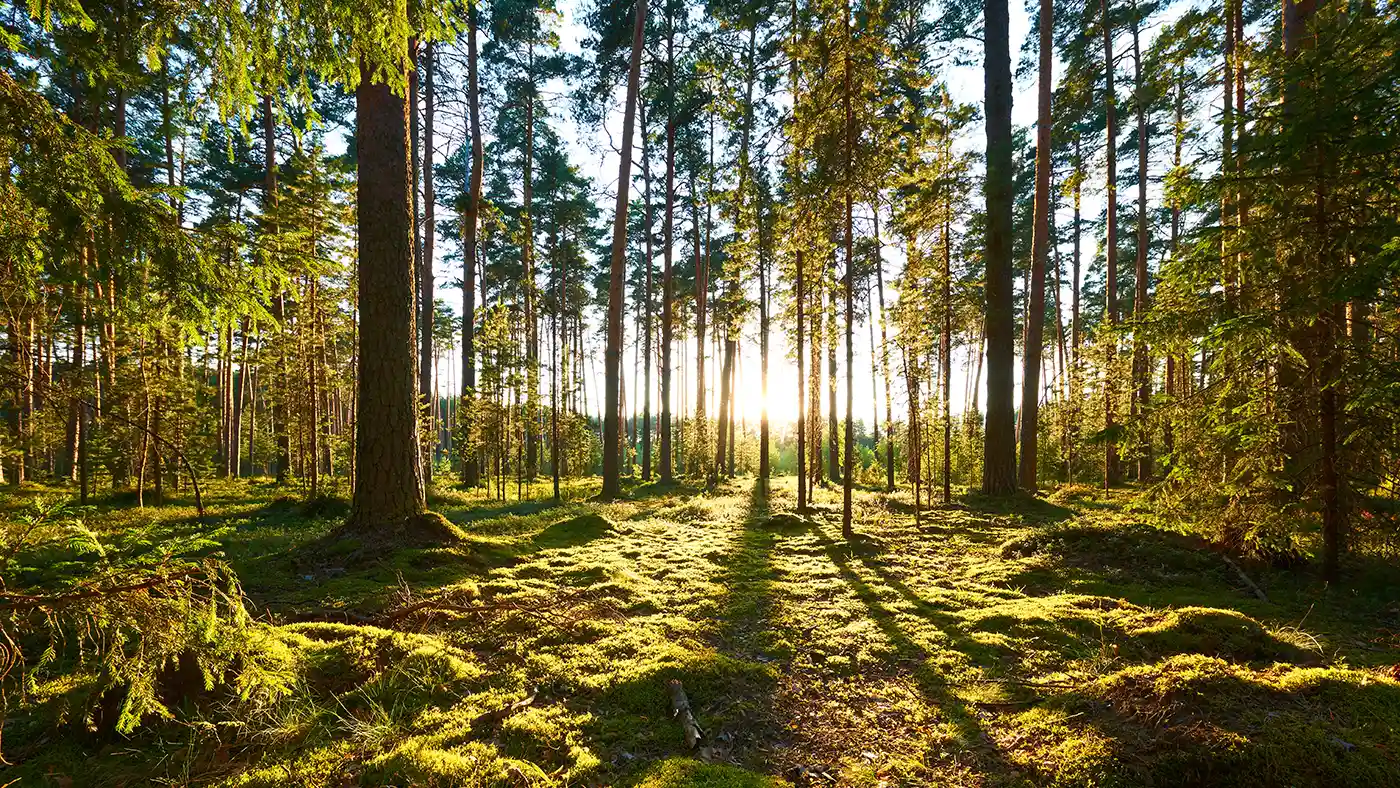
[2,477,1398,787]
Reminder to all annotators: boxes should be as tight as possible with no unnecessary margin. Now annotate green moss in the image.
[625,758,789,788]
[6,477,1400,787]
[534,512,615,549]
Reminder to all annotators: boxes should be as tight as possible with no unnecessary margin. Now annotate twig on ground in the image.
[472,690,538,730]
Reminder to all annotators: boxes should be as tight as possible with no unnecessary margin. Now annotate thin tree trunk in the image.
[420,42,437,483]
[640,101,654,481]
[462,7,483,488]
[1101,0,1121,488]
[1018,0,1052,491]
[1130,8,1152,481]
[942,215,953,503]
[660,6,677,483]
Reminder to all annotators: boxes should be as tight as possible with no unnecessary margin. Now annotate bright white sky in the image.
[422,0,1204,433]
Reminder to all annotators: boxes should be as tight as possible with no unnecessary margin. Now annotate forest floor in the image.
[4,475,1400,787]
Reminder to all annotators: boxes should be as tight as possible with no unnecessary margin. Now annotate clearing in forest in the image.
[3,478,1399,786]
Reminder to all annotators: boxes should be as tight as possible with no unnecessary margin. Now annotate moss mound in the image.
[534,512,615,548]
[1124,607,1305,663]
[1027,655,1400,786]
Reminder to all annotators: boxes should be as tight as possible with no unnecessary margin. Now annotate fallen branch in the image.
[1222,554,1270,603]
[472,691,538,730]
[668,679,704,749]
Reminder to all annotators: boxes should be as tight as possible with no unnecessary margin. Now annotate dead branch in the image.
[471,691,538,730]
[668,679,703,749]
[1222,554,1270,603]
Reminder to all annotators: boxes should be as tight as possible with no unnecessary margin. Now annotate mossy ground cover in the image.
[3,476,1400,786]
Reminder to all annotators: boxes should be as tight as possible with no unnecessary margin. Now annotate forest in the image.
[3,0,1400,783]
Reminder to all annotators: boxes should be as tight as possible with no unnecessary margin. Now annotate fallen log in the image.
[668,679,703,749]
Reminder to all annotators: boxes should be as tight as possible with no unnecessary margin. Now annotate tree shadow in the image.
[442,497,564,526]
[956,491,1077,524]
[816,531,1026,778]
[574,479,789,777]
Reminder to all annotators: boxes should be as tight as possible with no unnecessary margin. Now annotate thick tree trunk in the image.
[601,0,647,500]
[842,5,856,538]
[982,0,1016,495]
[348,52,427,528]
[1018,0,1052,491]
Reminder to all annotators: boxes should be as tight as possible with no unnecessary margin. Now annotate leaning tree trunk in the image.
[601,0,647,500]
[348,51,427,529]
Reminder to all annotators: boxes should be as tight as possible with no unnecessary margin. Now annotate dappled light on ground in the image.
[4,477,1399,786]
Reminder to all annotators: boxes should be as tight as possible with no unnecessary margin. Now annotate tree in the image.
[1018,0,1052,491]
[981,0,1016,496]
[348,38,427,528]
[461,0,485,488]
[602,0,648,500]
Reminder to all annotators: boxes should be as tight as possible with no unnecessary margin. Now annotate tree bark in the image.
[1018,0,1052,491]
[1101,0,1121,488]
[420,42,437,483]
[601,0,647,500]
[348,51,428,528]
[1130,10,1152,481]
[462,7,484,488]
[982,0,1016,495]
